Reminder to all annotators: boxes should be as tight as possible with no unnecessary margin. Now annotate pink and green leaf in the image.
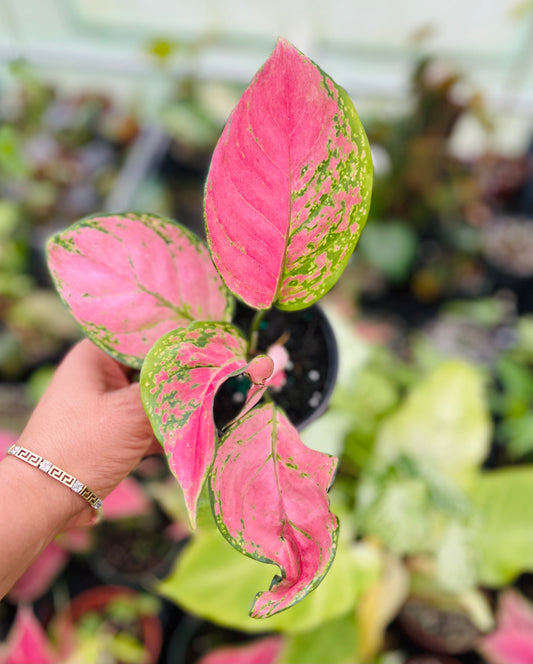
[47,213,233,368]
[0,606,56,664]
[205,37,372,311]
[478,589,533,664]
[198,635,283,664]
[210,403,339,618]
[140,322,273,525]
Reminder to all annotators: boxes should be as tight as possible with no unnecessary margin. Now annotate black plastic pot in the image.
[213,303,338,431]
[398,597,482,655]
[52,584,163,664]
[88,507,182,590]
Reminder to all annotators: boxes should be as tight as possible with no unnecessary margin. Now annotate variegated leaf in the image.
[141,322,273,525]
[210,403,339,617]
[47,213,233,368]
[198,635,283,664]
[205,38,372,310]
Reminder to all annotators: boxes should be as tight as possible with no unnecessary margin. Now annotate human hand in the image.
[17,340,160,514]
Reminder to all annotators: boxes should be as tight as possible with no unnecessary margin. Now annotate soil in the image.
[213,304,338,430]
[90,508,180,587]
[398,598,482,655]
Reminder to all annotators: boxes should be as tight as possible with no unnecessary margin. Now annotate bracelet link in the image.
[7,444,103,511]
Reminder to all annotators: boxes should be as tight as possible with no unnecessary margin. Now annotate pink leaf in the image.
[246,354,275,385]
[7,541,68,603]
[141,322,271,525]
[57,527,93,553]
[47,213,233,368]
[223,347,289,428]
[210,403,339,618]
[497,589,533,635]
[205,38,372,310]
[478,590,533,664]
[198,636,283,664]
[264,343,289,390]
[0,606,56,664]
[102,477,152,520]
[222,354,276,428]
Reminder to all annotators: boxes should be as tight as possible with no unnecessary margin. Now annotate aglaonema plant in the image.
[46,38,372,618]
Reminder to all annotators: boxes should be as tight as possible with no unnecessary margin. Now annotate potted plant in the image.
[46,37,372,619]
[0,586,162,664]
[52,585,163,664]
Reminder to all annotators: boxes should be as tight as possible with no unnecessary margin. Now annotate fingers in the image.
[107,381,155,441]
[145,438,164,456]
[56,340,130,393]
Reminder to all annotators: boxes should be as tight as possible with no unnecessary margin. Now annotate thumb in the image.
[107,382,155,444]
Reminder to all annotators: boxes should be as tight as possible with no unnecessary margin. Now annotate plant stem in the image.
[248,309,267,355]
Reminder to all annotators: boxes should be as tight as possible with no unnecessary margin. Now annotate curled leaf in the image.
[205,38,372,310]
[210,403,339,617]
[47,213,233,368]
[141,323,273,525]
[141,322,247,524]
[246,354,275,385]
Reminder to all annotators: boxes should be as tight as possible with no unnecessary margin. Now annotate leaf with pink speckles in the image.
[210,402,339,617]
[205,38,372,311]
[141,322,274,525]
[47,213,233,368]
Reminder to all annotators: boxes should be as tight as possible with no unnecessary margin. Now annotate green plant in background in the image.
[60,594,161,664]
[354,55,507,308]
[153,304,533,662]
[491,316,533,462]
[0,61,141,382]
[1,40,532,664]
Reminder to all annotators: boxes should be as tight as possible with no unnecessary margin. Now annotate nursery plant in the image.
[46,38,372,618]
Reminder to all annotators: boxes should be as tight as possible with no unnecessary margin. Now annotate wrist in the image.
[1,450,97,534]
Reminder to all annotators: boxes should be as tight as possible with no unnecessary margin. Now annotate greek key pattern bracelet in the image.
[7,444,103,510]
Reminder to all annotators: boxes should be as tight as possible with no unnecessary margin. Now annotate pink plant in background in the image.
[46,38,372,617]
[197,635,283,664]
[101,476,152,520]
[478,589,533,664]
[0,606,56,664]
[7,542,69,604]
[4,478,152,602]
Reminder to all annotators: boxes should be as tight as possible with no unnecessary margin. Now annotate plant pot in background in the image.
[398,597,482,656]
[52,585,163,664]
[214,304,339,431]
[88,508,182,590]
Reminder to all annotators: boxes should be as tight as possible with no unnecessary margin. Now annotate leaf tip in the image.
[181,487,200,530]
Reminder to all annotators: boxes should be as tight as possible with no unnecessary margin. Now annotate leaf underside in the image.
[47,213,233,368]
[205,37,373,310]
[210,402,339,617]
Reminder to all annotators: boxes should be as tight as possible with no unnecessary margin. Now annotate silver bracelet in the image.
[7,444,103,511]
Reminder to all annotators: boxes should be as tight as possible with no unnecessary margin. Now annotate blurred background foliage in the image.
[0,1,532,663]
